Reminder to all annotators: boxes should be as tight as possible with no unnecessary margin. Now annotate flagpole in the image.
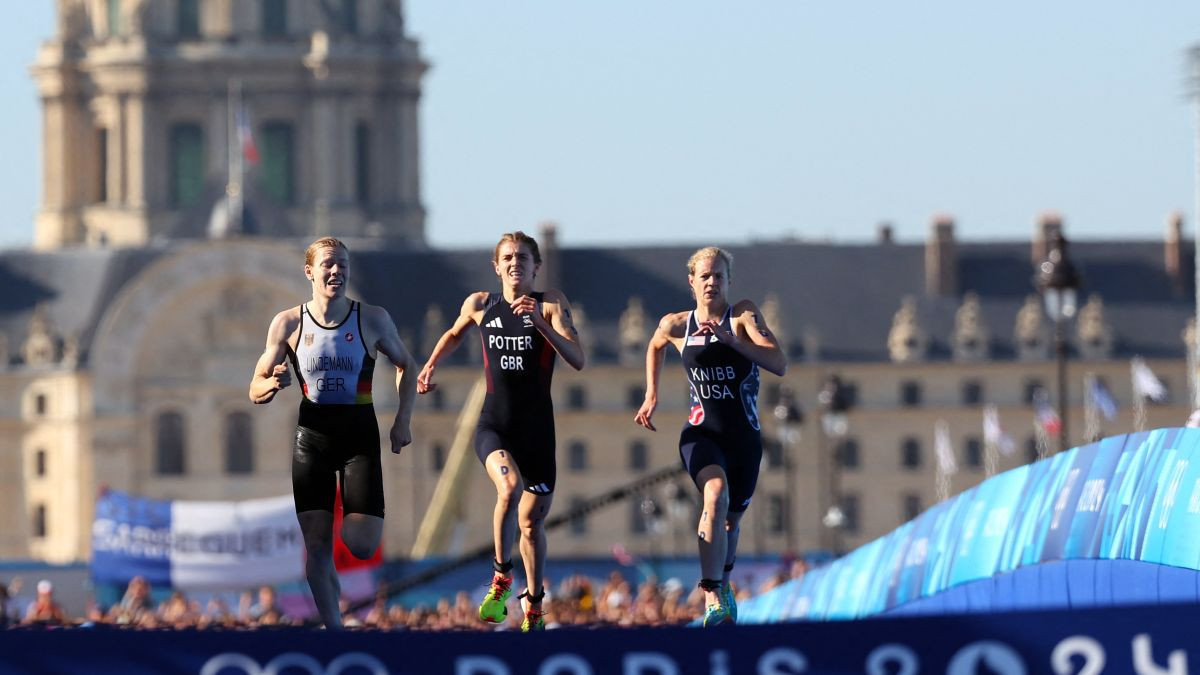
[1192,48,1200,409]
[227,79,244,234]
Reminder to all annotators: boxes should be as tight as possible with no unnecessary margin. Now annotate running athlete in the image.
[634,246,786,626]
[249,237,418,629]
[416,231,584,632]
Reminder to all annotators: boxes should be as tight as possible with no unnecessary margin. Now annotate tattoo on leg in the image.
[699,531,706,541]
[500,466,509,475]
[499,451,506,457]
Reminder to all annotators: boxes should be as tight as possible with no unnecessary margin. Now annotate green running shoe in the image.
[702,602,731,627]
[521,607,546,632]
[478,574,512,623]
[720,583,738,624]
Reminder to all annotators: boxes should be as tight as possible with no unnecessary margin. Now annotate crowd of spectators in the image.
[0,560,809,631]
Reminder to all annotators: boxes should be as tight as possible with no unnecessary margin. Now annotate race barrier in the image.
[1,600,1197,674]
[742,427,1200,622]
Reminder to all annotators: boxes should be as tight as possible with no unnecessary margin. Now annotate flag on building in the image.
[983,404,1015,456]
[237,105,260,165]
[1089,376,1118,421]
[1131,357,1167,402]
[1033,388,1062,436]
[934,419,958,475]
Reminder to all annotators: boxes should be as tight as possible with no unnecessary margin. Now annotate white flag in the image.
[982,405,1015,456]
[934,419,958,475]
[1131,357,1167,402]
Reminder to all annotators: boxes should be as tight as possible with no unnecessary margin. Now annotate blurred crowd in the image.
[0,559,809,631]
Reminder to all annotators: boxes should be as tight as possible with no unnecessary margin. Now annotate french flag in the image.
[237,105,260,165]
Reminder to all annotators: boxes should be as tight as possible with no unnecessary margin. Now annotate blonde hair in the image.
[305,237,348,267]
[687,246,733,279]
[493,231,542,265]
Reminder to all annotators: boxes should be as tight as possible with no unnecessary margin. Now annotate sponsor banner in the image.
[0,602,1197,674]
[742,428,1200,622]
[92,490,304,591]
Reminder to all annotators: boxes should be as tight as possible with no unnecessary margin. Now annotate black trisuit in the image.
[679,307,763,512]
[475,292,558,494]
[286,301,385,517]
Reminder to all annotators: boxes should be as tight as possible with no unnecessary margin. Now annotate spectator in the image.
[23,579,67,626]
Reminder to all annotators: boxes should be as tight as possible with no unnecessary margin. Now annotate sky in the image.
[3,2,1200,249]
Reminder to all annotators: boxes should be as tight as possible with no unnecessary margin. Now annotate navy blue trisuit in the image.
[679,307,763,513]
[475,292,559,495]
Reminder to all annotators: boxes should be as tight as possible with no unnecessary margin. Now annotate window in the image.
[901,437,921,470]
[568,497,587,536]
[177,0,200,37]
[567,385,587,411]
[627,385,644,411]
[35,394,46,417]
[628,440,647,471]
[261,121,295,204]
[431,443,445,472]
[961,380,983,406]
[96,128,109,202]
[340,0,359,34]
[355,122,370,205]
[1023,379,1044,406]
[900,380,922,407]
[840,382,860,408]
[224,412,254,475]
[837,438,860,469]
[568,441,588,471]
[763,438,785,470]
[839,494,860,534]
[35,449,47,478]
[766,494,786,534]
[107,0,122,36]
[156,411,187,475]
[263,0,288,37]
[964,437,983,470]
[169,123,205,208]
[32,504,47,538]
[630,498,647,534]
[902,493,922,521]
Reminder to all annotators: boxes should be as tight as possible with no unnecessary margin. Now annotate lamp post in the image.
[772,388,803,554]
[1036,232,1081,453]
[817,375,849,555]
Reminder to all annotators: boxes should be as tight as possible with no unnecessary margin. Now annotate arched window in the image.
[224,412,254,474]
[156,411,187,475]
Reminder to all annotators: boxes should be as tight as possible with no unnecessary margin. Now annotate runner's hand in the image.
[416,362,437,394]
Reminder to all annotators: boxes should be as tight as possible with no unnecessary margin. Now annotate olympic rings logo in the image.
[199,651,388,675]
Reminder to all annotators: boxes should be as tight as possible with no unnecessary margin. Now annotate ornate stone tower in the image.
[32,0,426,249]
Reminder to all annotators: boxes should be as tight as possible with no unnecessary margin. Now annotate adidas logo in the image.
[485,317,503,329]
[527,483,551,494]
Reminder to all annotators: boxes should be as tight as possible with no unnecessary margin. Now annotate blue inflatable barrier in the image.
[741,428,1200,622]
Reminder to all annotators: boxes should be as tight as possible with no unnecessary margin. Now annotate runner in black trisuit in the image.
[635,246,787,627]
[250,237,418,629]
[417,231,584,631]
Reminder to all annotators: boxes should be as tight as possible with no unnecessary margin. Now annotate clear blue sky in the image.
[4,2,1200,249]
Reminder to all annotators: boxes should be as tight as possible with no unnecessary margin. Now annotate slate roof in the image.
[0,237,1192,367]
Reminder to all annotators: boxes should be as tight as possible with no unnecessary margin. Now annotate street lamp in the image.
[1036,231,1081,453]
[772,388,803,553]
[817,375,850,554]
